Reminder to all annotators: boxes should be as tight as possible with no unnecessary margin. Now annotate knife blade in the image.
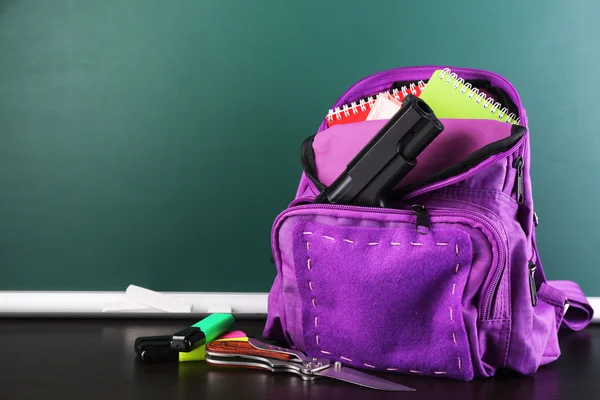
[316,362,415,392]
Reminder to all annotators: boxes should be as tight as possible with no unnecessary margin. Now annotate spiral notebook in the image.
[324,68,520,128]
[419,69,520,125]
[325,81,425,127]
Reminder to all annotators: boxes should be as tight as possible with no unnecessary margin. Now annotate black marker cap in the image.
[170,327,206,352]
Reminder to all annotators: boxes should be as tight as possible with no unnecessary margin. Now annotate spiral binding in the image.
[326,81,426,122]
[437,68,520,125]
[326,69,520,125]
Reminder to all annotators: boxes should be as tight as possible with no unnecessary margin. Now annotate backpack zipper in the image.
[511,141,526,205]
[513,155,524,205]
[528,261,538,307]
[400,135,526,201]
[272,202,506,320]
[411,204,430,235]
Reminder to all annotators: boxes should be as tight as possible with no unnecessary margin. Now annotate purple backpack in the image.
[263,66,594,380]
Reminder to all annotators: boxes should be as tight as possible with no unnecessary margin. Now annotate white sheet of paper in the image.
[366,94,403,120]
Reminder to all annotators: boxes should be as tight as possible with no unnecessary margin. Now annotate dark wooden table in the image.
[0,318,597,399]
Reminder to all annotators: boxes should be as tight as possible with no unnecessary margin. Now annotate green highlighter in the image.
[170,313,235,352]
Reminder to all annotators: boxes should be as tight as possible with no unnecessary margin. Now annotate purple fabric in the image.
[264,65,594,381]
[313,118,514,189]
[547,280,593,331]
[293,221,474,380]
[267,204,510,380]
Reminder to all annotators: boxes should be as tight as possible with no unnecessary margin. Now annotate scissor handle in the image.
[206,339,416,392]
[206,340,297,362]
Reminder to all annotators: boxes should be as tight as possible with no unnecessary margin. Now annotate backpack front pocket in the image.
[269,204,510,381]
[293,220,473,380]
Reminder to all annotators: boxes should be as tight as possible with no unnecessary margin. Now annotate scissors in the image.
[205,337,415,392]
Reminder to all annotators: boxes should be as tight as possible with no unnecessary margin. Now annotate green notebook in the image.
[419,69,520,125]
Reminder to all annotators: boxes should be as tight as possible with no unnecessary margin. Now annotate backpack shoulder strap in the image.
[547,280,594,331]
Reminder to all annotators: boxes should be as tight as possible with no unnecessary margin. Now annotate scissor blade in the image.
[316,366,415,392]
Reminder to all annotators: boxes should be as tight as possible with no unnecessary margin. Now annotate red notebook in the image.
[325,81,425,127]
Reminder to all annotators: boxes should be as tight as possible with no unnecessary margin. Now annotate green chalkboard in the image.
[1,0,599,295]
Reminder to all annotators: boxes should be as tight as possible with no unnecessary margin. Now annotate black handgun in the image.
[312,94,443,208]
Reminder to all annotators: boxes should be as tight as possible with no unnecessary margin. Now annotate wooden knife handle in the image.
[206,340,295,361]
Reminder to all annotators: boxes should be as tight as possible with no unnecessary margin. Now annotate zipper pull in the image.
[528,261,538,307]
[411,205,430,235]
[513,156,524,205]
